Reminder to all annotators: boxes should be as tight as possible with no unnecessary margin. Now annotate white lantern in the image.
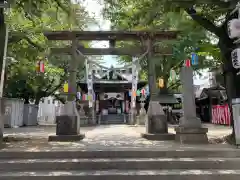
[231,48,240,69]
[228,19,240,39]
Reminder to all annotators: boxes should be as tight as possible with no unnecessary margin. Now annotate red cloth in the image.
[212,104,231,125]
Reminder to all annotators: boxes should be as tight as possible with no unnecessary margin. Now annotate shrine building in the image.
[77,65,148,124]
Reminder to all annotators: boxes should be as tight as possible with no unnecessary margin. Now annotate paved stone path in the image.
[0,124,234,151]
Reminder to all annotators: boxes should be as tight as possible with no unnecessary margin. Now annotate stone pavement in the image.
[0,124,234,151]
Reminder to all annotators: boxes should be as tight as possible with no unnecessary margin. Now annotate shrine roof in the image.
[78,81,147,93]
[44,30,178,41]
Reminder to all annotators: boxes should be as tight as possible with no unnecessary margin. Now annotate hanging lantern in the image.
[170,69,176,81]
[145,85,149,95]
[36,61,40,72]
[185,59,191,67]
[141,88,146,96]
[77,92,81,100]
[132,89,136,97]
[136,90,141,96]
[82,94,86,100]
[158,78,164,88]
[88,95,92,101]
[40,60,45,73]
[63,83,68,93]
[191,53,198,65]
[128,90,132,97]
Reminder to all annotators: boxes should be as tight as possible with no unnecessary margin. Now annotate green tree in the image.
[104,0,237,141]
[0,0,74,78]
[3,1,90,104]
[104,4,217,92]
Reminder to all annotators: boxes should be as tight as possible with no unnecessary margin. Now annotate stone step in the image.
[100,121,124,125]
[0,150,239,159]
[0,170,239,180]
[0,158,240,171]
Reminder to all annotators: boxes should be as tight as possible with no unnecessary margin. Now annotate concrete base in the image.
[175,127,208,144]
[48,134,85,142]
[141,133,175,141]
[56,115,79,135]
[48,115,85,142]
[146,101,168,134]
[147,114,168,133]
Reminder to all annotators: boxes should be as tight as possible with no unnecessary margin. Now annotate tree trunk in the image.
[218,32,239,143]
[35,92,45,105]
[35,97,41,105]
[24,98,30,104]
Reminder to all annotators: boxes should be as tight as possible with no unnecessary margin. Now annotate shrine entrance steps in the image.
[100,114,125,124]
[0,149,240,179]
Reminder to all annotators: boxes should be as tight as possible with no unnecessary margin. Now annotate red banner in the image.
[212,104,231,125]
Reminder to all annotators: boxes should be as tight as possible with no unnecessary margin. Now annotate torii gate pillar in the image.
[141,39,174,140]
[48,39,85,142]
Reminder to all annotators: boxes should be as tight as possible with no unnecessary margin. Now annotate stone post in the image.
[175,66,208,144]
[48,39,85,142]
[141,39,174,140]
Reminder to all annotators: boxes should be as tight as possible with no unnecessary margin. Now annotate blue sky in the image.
[82,0,210,86]
[82,0,119,67]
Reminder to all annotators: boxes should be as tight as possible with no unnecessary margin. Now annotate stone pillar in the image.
[49,39,85,142]
[141,39,174,140]
[175,66,208,144]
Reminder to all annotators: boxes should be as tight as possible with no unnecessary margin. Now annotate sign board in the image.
[231,48,240,69]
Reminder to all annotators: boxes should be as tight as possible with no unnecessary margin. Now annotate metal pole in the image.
[0,7,9,98]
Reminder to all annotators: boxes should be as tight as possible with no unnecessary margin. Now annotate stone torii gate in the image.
[44,30,177,142]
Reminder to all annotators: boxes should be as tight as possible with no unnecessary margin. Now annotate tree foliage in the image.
[103,1,219,92]
[2,1,91,104]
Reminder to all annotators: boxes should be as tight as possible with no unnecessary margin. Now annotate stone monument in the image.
[175,66,208,144]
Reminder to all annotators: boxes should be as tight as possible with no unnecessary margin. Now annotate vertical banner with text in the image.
[131,57,138,108]
[86,60,93,107]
